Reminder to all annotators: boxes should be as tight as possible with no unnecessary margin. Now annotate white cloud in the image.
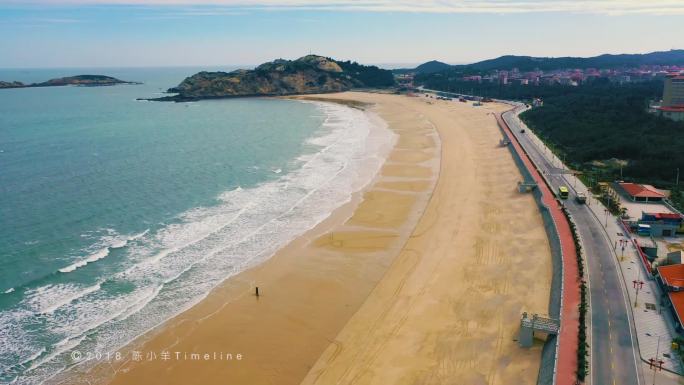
[6,0,684,15]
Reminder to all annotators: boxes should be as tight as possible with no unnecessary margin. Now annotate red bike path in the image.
[495,109,581,385]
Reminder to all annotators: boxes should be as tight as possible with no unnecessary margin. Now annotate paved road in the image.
[502,107,644,385]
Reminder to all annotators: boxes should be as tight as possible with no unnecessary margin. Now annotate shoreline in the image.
[51,92,551,385]
[50,92,440,385]
[8,98,385,385]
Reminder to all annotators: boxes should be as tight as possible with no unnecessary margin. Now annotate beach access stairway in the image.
[519,312,561,348]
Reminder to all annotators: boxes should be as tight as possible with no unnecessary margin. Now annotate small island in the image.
[149,55,395,102]
[0,75,140,89]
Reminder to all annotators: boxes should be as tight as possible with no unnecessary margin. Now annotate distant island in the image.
[0,75,140,89]
[150,55,395,102]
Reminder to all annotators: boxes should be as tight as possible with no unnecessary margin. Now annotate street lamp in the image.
[649,334,664,385]
[619,239,628,261]
[604,209,609,228]
[634,268,644,308]
[633,279,644,307]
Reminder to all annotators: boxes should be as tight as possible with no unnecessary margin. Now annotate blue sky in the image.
[1,1,683,68]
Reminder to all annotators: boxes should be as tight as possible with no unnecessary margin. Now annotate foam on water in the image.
[57,249,110,273]
[57,230,150,274]
[0,101,395,385]
[28,283,102,315]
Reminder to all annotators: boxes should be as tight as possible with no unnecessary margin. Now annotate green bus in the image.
[558,186,569,199]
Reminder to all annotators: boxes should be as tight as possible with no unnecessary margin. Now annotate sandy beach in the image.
[60,92,551,385]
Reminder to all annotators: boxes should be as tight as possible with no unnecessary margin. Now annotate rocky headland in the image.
[150,55,395,102]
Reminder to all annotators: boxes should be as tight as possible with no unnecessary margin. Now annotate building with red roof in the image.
[639,211,683,237]
[656,105,684,121]
[658,264,684,290]
[618,182,666,202]
[668,292,684,331]
[657,264,684,330]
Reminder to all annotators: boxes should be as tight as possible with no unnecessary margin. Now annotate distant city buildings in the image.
[447,63,683,122]
[396,62,684,121]
[498,72,508,85]
[458,64,683,89]
[664,73,684,106]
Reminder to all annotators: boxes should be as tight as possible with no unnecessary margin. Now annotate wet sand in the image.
[61,92,551,385]
[59,92,439,385]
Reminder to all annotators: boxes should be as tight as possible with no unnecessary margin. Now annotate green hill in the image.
[400,49,684,76]
[157,55,395,101]
[468,50,684,71]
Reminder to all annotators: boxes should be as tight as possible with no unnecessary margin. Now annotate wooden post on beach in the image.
[255,286,259,297]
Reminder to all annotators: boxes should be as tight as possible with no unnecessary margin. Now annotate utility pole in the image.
[650,335,662,385]
[677,167,680,186]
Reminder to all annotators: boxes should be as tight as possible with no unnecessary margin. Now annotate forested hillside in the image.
[517,81,684,188]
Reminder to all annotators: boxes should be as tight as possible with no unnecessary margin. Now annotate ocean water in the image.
[0,68,393,384]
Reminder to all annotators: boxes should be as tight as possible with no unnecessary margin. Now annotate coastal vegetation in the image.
[562,206,589,381]
[518,80,684,196]
[417,75,684,211]
[156,55,395,101]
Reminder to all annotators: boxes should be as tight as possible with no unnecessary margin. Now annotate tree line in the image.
[417,76,684,207]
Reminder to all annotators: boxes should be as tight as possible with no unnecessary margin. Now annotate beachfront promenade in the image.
[504,109,652,384]
[506,108,684,384]
[495,109,581,385]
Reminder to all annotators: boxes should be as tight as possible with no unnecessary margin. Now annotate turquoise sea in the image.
[0,68,392,384]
